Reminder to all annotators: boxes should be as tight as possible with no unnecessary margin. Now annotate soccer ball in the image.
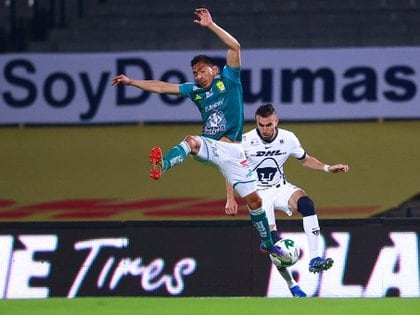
[269,238,300,267]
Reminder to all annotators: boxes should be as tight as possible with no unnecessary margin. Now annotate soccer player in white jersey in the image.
[225,103,350,297]
[112,9,289,263]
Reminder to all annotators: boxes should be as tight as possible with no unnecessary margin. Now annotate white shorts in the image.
[258,182,302,226]
[194,136,257,198]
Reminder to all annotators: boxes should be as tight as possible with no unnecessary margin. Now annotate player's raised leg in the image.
[245,194,291,263]
[149,140,192,180]
[296,195,334,273]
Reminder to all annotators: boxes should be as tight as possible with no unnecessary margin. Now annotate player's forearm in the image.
[302,155,326,171]
[225,181,236,201]
[128,80,179,94]
[208,22,240,52]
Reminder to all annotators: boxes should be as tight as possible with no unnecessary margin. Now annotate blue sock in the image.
[249,208,274,249]
[163,141,191,172]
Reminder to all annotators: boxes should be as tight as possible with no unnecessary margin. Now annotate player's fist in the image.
[330,164,350,173]
[111,74,130,86]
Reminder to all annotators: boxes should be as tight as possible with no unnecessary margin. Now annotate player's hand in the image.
[193,8,213,27]
[111,74,131,86]
[224,199,238,216]
[329,164,350,173]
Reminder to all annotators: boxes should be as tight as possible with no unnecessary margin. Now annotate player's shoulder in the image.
[181,82,202,91]
[222,64,240,73]
[242,128,258,138]
[220,65,241,82]
[242,128,259,143]
[179,82,207,98]
[277,127,298,140]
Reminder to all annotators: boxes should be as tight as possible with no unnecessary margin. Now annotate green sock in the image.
[249,208,274,249]
[162,141,191,172]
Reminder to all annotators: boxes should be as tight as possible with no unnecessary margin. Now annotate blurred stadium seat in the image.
[1,0,420,52]
[374,193,420,218]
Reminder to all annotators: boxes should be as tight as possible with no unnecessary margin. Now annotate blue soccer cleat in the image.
[309,257,334,273]
[290,285,307,298]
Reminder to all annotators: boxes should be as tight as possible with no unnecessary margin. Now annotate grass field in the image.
[1,120,420,220]
[0,297,419,315]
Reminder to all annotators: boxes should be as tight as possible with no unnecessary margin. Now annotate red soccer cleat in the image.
[149,146,163,180]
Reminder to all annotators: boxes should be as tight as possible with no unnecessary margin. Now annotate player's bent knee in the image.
[297,196,316,216]
[244,192,262,210]
[184,135,201,153]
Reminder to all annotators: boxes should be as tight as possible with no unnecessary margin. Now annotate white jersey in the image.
[242,128,306,223]
[242,128,306,189]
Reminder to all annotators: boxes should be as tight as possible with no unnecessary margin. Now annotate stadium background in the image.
[1,0,420,303]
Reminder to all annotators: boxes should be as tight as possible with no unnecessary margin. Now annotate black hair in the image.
[255,103,277,118]
[191,54,215,67]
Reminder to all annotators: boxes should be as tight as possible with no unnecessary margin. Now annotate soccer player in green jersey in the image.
[112,8,289,263]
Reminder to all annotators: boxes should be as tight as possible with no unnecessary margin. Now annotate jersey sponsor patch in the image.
[216,80,226,92]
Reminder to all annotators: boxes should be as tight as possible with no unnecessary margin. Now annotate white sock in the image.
[277,266,297,288]
[303,214,320,259]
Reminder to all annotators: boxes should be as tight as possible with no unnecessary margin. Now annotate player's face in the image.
[256,114,279,141]
[192,61,218,88]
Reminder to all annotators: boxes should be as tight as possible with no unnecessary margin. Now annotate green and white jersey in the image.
[179,65,244,141]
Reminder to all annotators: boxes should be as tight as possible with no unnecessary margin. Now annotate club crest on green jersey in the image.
[216,80,226,92]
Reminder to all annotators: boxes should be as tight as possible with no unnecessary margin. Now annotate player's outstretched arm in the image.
[302,154,350,173]
[111,74,180,95]
[193,8,240,67]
